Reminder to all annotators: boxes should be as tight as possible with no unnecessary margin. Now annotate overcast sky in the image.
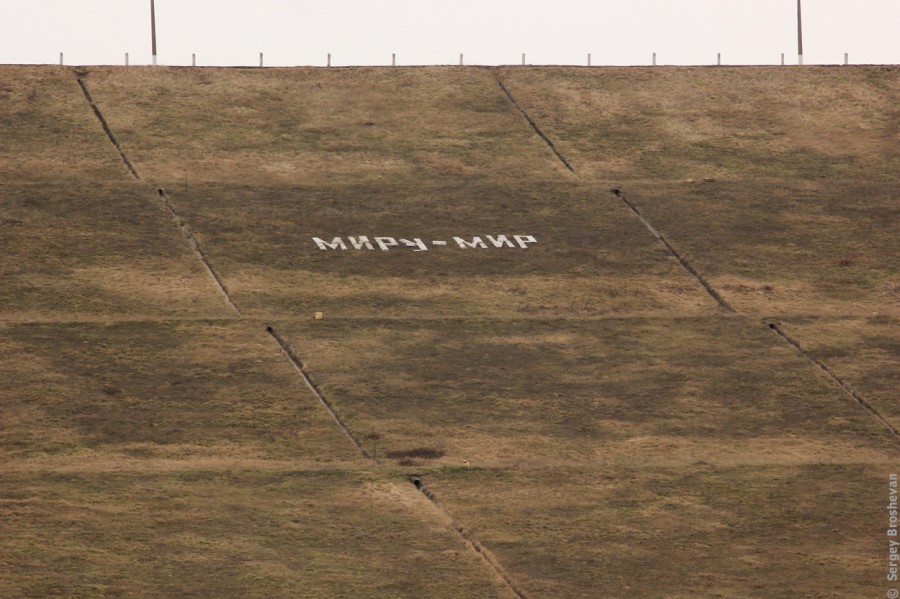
[2,0,898,67]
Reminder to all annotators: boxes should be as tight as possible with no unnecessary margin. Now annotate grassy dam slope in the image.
[1,64,898,598]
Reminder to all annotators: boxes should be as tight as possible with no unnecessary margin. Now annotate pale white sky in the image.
[1,0,898,67]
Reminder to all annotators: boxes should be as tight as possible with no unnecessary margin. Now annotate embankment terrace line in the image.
[313,234,537,251]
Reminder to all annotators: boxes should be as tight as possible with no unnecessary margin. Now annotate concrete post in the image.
[151,0,157,66]
[392,53,396,66]
[587,53,591,67]
[192,53,196,67]
[522,53,526,66]
[652,52,656,66]
[717,53,721,66]
[125,52,129,66]
[781,53,785,66]
[327,53,331,67]
[259,52,263,67]
[459,53,463,66]
[59,52,63,66]
[844,52,849,66]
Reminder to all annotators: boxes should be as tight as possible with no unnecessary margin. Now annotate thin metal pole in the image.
[151,0,158,66]
[797,0,804,65]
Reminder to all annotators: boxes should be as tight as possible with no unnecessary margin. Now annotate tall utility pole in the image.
[151,0,158,66]
[797,0,804,65]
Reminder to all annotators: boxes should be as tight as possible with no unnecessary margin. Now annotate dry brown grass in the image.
[81,66,569,186]
[275,317,898,470]
[150,180,720,319]
[0,66,127,182]
[0,182,235,321]
[425,463,888,599]
[498,66,900,181]
[619,179,899,318]
[0,469,510,599]
[1,65,897,597]
[774,316,900,428]
[0,321,361,463]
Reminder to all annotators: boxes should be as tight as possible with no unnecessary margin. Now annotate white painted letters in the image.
[313,237,347,251]
[400,238,429,251]
[454,236,488,249]
[348,236,374,250]
[313,234,537,252]
[514,235,537,249]
[374,237,399,252]
[486,235,515,248]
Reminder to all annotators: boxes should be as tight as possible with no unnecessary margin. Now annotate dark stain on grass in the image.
[385,447,445,460]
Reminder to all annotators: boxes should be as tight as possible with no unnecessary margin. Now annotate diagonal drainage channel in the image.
[409,475,530,599]
[266,326,371,459]
[266,325,531,596]
[76,73,240,316]
[611,188,736,313]
[767,322,899,439]
[493,70,576,175]
[267,324,530,595]
[493,71,733,314]
[156,188,241,316]
[76,76,141,180]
